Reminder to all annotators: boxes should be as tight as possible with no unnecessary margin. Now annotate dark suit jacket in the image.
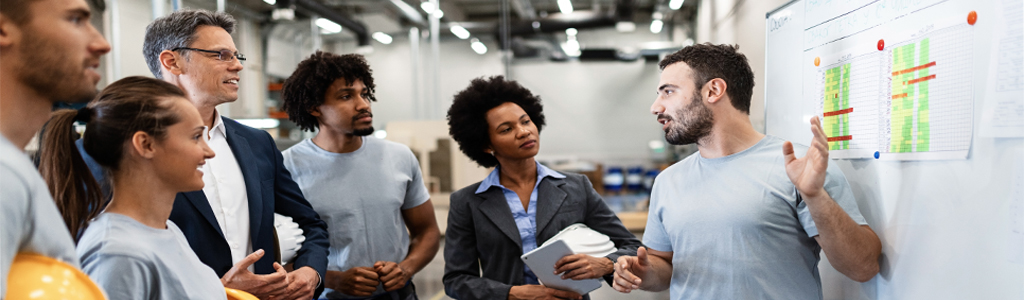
[443,172,643,300]
[79,117,329,296]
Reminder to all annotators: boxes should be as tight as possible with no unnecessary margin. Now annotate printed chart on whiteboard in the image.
[804,4,976,160]
[814,53,882,159]
[882,24,974,159]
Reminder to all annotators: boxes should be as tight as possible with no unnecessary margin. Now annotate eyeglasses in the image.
[171,47,246,62]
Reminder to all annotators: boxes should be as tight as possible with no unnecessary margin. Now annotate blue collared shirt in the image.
[475,161,566,285]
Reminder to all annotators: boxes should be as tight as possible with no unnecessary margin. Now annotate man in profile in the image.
[613,44,881,299]
[0,0,110,294]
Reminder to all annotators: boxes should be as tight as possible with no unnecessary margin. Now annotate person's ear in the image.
[159,50,185,76]
[309,106,322,118]
[130,131,158,159]
[0,15,19,48]
[705,78,728,104]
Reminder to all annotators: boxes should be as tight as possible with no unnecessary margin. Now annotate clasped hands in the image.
[326,261,411,297]
[220,249,320,300]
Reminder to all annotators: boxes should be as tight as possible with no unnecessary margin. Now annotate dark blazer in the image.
[172,117,329,293]
[443,172,642,300]
[79,117,330,296]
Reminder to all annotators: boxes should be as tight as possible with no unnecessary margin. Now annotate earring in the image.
[488,151,495,156]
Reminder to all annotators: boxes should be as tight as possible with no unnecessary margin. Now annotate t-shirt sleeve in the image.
[402,148,431,210]
[0,165,29,293]
[641,180,673,252]
[81,254,154,300]
[798,161,869,238]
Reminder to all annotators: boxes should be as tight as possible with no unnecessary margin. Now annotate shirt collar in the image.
[207,110,227,138]
[475,161,566,194]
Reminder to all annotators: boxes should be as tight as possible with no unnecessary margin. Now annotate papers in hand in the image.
[521,239,603,295]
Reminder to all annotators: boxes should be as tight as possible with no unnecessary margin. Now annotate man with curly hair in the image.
[612,43,881,299]
[280,51,440,300]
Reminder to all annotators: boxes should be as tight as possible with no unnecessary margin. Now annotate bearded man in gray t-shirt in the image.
[280,51,441,300]
[0,0,110,295]
[612,44,883,300]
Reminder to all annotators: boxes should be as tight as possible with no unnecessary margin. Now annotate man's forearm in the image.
[400,228,441,275]
[805,192,881,282]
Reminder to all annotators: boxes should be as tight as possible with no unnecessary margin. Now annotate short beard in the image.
[19,26,97,103]
[665,90,714,145]
[353,127,375,136]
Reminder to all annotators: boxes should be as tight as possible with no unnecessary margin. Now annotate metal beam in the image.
[510,0,537,20]
[386,0,425,26]
[291,0,371,46]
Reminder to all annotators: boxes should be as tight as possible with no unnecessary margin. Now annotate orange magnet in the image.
[814,57,821,66]
[968,11,978,25]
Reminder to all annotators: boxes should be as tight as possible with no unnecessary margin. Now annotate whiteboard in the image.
[765,0,1024,299]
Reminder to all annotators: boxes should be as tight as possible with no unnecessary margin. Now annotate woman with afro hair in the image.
[442,76,641,300]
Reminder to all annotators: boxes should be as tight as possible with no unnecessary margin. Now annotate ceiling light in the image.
[557,0,573,14]
[615,21,636,32]
[669,0,684,10]
[315,18,342,34]
[471,38,487,55]
[272,8,294,20]
[562,39,580,57]
[420,2,435,13]
[450,25,471,39]
[433,10,444,19]
[650,20,663,33]
[565,28,577,36]
[372,32,393,44]
[263,0,276,4]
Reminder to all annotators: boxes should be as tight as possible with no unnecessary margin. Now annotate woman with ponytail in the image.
[38,76,237,299]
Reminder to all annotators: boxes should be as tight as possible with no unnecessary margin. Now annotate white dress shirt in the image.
[201,111,253,270]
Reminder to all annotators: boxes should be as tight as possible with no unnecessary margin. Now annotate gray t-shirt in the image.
[643,135,867,300]
[283,137,430,299]
[1,136,80,295]
[77,213,227,300]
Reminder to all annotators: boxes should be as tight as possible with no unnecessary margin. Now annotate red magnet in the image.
[967,11,978,25]
[877,39,885,51]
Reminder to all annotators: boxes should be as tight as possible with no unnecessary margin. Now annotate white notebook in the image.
[520,239,602,295]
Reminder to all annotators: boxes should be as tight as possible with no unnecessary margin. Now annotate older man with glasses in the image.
[138,8,329,300]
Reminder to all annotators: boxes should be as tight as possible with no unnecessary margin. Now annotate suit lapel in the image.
[181,191,225,238]
[534,177,567,237]
[476,188,523,248]
[223,119,264,245]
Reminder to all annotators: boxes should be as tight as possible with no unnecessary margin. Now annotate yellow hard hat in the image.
[225,287,259,300]
[4,253,105,300]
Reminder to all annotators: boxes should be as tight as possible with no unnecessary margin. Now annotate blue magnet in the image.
[873,151,880,159]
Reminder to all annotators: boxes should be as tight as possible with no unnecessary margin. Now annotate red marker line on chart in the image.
[907,74,936,84]
[827,135,853,142]
[892,61,937,76]
[823,107,854,117]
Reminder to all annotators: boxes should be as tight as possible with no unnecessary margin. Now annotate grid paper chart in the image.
[882,24,973,158]
[815,53,883,159]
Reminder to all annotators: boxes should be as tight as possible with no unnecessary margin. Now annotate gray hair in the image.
[143,9,236,79]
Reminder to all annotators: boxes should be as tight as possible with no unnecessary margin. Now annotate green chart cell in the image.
[823,63,851,150]
[890,38,931,153]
